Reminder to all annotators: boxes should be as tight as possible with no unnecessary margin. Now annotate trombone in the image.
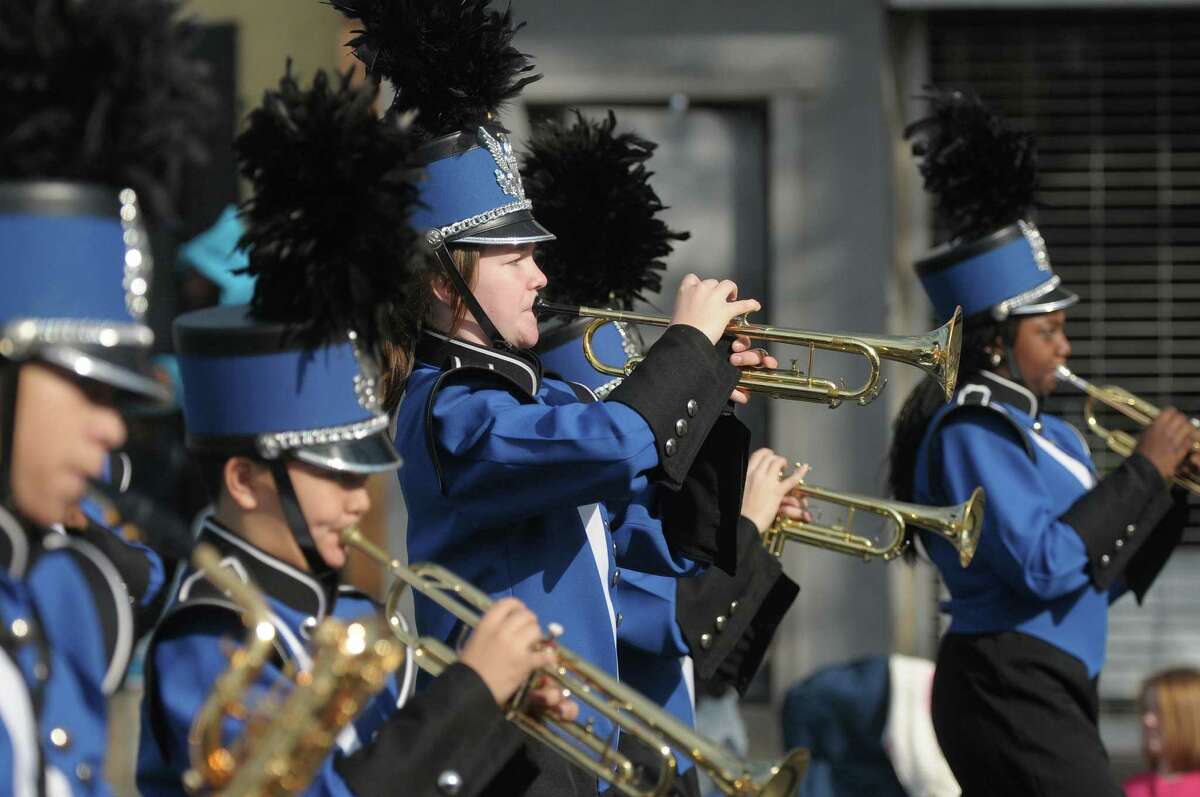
[1056,365,1200,494]
[340,528,810,797]
[535,299,963,408]
[761,483,985,568]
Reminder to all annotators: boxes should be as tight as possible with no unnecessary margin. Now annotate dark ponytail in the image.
[887,314,1020,501]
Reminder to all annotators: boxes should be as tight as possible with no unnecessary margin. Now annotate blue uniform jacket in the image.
[138,518,534,797]
[0,506,154,796]
[914,371,1179,677]
[396,328,740,749]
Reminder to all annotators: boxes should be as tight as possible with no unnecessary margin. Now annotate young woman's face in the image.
[446,243,547,349]
[1005,310,1071,396]
[284,460,371,571]
[11,363,127,526]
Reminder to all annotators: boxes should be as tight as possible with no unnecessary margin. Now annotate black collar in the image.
[414,329,543,397]
[956,370,1040,419]
[196,518,331,620]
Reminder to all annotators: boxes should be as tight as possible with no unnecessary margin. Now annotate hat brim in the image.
[38,344,173,406]
[1009,285,1079,317]
[450,212,556,246]
[289,426,402,475]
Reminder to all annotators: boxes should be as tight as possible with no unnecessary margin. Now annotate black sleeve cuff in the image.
[71,521,152,604]
[658,413,749,573]
[1124,487,1190,603]
[335,663,532,797]
[1060,453,1175,591]
[607,325,740,487]
[676,516,799,695]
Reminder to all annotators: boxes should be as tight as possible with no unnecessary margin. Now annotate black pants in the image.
[932,631,1121,797]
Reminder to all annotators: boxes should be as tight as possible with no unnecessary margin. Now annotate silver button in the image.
[699,633,713,650]
[611,569,621,588]
[715,615,727,632]
[686,399,698,417]
[1115,539,1124,550]
[1100,554,1111,567]
[612,541,619,556]
[615,612,623,628]
[437,770,463,796]
[1126,524,1136,537]
[76,763,93,782]
[729,600,739,616]
[1033,421,1043,432]
[664,438,678,456]
[10,618,28,638]
[49,727,70,749]
[675,419,689,437]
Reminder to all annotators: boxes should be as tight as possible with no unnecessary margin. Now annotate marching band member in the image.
[331,3,773,793]
[0,0,210,792]
[889,89,1199,796]
[525,110,802,796]
[137,65,574,797]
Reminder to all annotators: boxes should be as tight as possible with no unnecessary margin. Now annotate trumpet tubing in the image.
[539,299,962,408]
[1056,366,1200,495]
[340,528,810,797]
[762,484,984,569]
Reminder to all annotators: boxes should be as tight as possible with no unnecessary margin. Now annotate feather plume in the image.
[0,0,215,221]
[328,0,539,137]
[235,64,424,352]
[905,87,1038,244]
[522,110,688,309]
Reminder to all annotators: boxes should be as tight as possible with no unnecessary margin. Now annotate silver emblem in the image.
[348,330,382,414]
[478,127,525,201]
[118,188,153,321]
[1018,220,1051,272]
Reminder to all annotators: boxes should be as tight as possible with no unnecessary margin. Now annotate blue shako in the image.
[907,89,1077,325]
[0,1,212,794]
[330,0,554,348]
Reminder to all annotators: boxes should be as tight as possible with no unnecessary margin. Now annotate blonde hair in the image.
[1142,668,1200,772]
[380,245,480,413]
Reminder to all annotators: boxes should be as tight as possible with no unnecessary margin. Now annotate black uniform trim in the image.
[1059,452,1175,592]
[676,516,799,695]
[335,662,537,797]
[607,326,740,488]
[1123,487,1190,602]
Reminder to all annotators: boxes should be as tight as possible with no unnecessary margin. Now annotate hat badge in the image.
[1018,219,1051,273]
[479,127,525,202]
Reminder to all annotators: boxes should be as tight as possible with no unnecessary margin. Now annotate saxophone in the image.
[183,543,405,796]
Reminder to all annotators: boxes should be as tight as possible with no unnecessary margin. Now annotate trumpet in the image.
[1056,365,1200,494]
[535,299,963,408]
[183,544,404,796]
[340,528,810,797]
[761,484,985,568]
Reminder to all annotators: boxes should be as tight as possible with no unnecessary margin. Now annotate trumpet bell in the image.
[752,748,811,797]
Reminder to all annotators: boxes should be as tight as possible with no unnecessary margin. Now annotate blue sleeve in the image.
[610,490,704,578]
[932,413,1091,601]
[147,618,357,797]
[430,381,661,525]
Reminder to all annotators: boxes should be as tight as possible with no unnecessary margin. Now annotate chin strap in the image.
[269,460,336,587]
[426,231,509,350]
[0,361,19,510]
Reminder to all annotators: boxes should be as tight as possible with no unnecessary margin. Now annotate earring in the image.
[989,351,1003,368]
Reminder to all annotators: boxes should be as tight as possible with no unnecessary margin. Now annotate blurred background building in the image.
[119,0,1200,790]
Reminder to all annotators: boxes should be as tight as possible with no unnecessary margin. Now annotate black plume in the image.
[905,87,1038,244]
[522,110,688,309]
[236,64,424,353]
[328,0,539,137]
[0,0,215,222]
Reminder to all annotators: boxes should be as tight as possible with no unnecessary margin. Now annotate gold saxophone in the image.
[182,543,405,796]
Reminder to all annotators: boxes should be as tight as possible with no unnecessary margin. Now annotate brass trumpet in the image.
[1056,365,1200,494]
[535,299,963,407]
[761,484,985,568]
[340,528,810,797]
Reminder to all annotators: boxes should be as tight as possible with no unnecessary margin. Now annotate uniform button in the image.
[612,541,619,557]
[686,399,698,417]
[700,633,713,650]
[49,727,70,749]
[729,600,739,616]
[615,612,623,628]
[1115,539,1124,550]
[76,763,93,782]
[33,662,48,682]
[715,615,727,632]
[1100,554,1111,567]
[675,419,689,437]
[1126,524,1137,537]
[611,569,621,588]
[10,618,28,638]
[1033,421,1043,432]
[437,770,463,796]
[664,438,678,456]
